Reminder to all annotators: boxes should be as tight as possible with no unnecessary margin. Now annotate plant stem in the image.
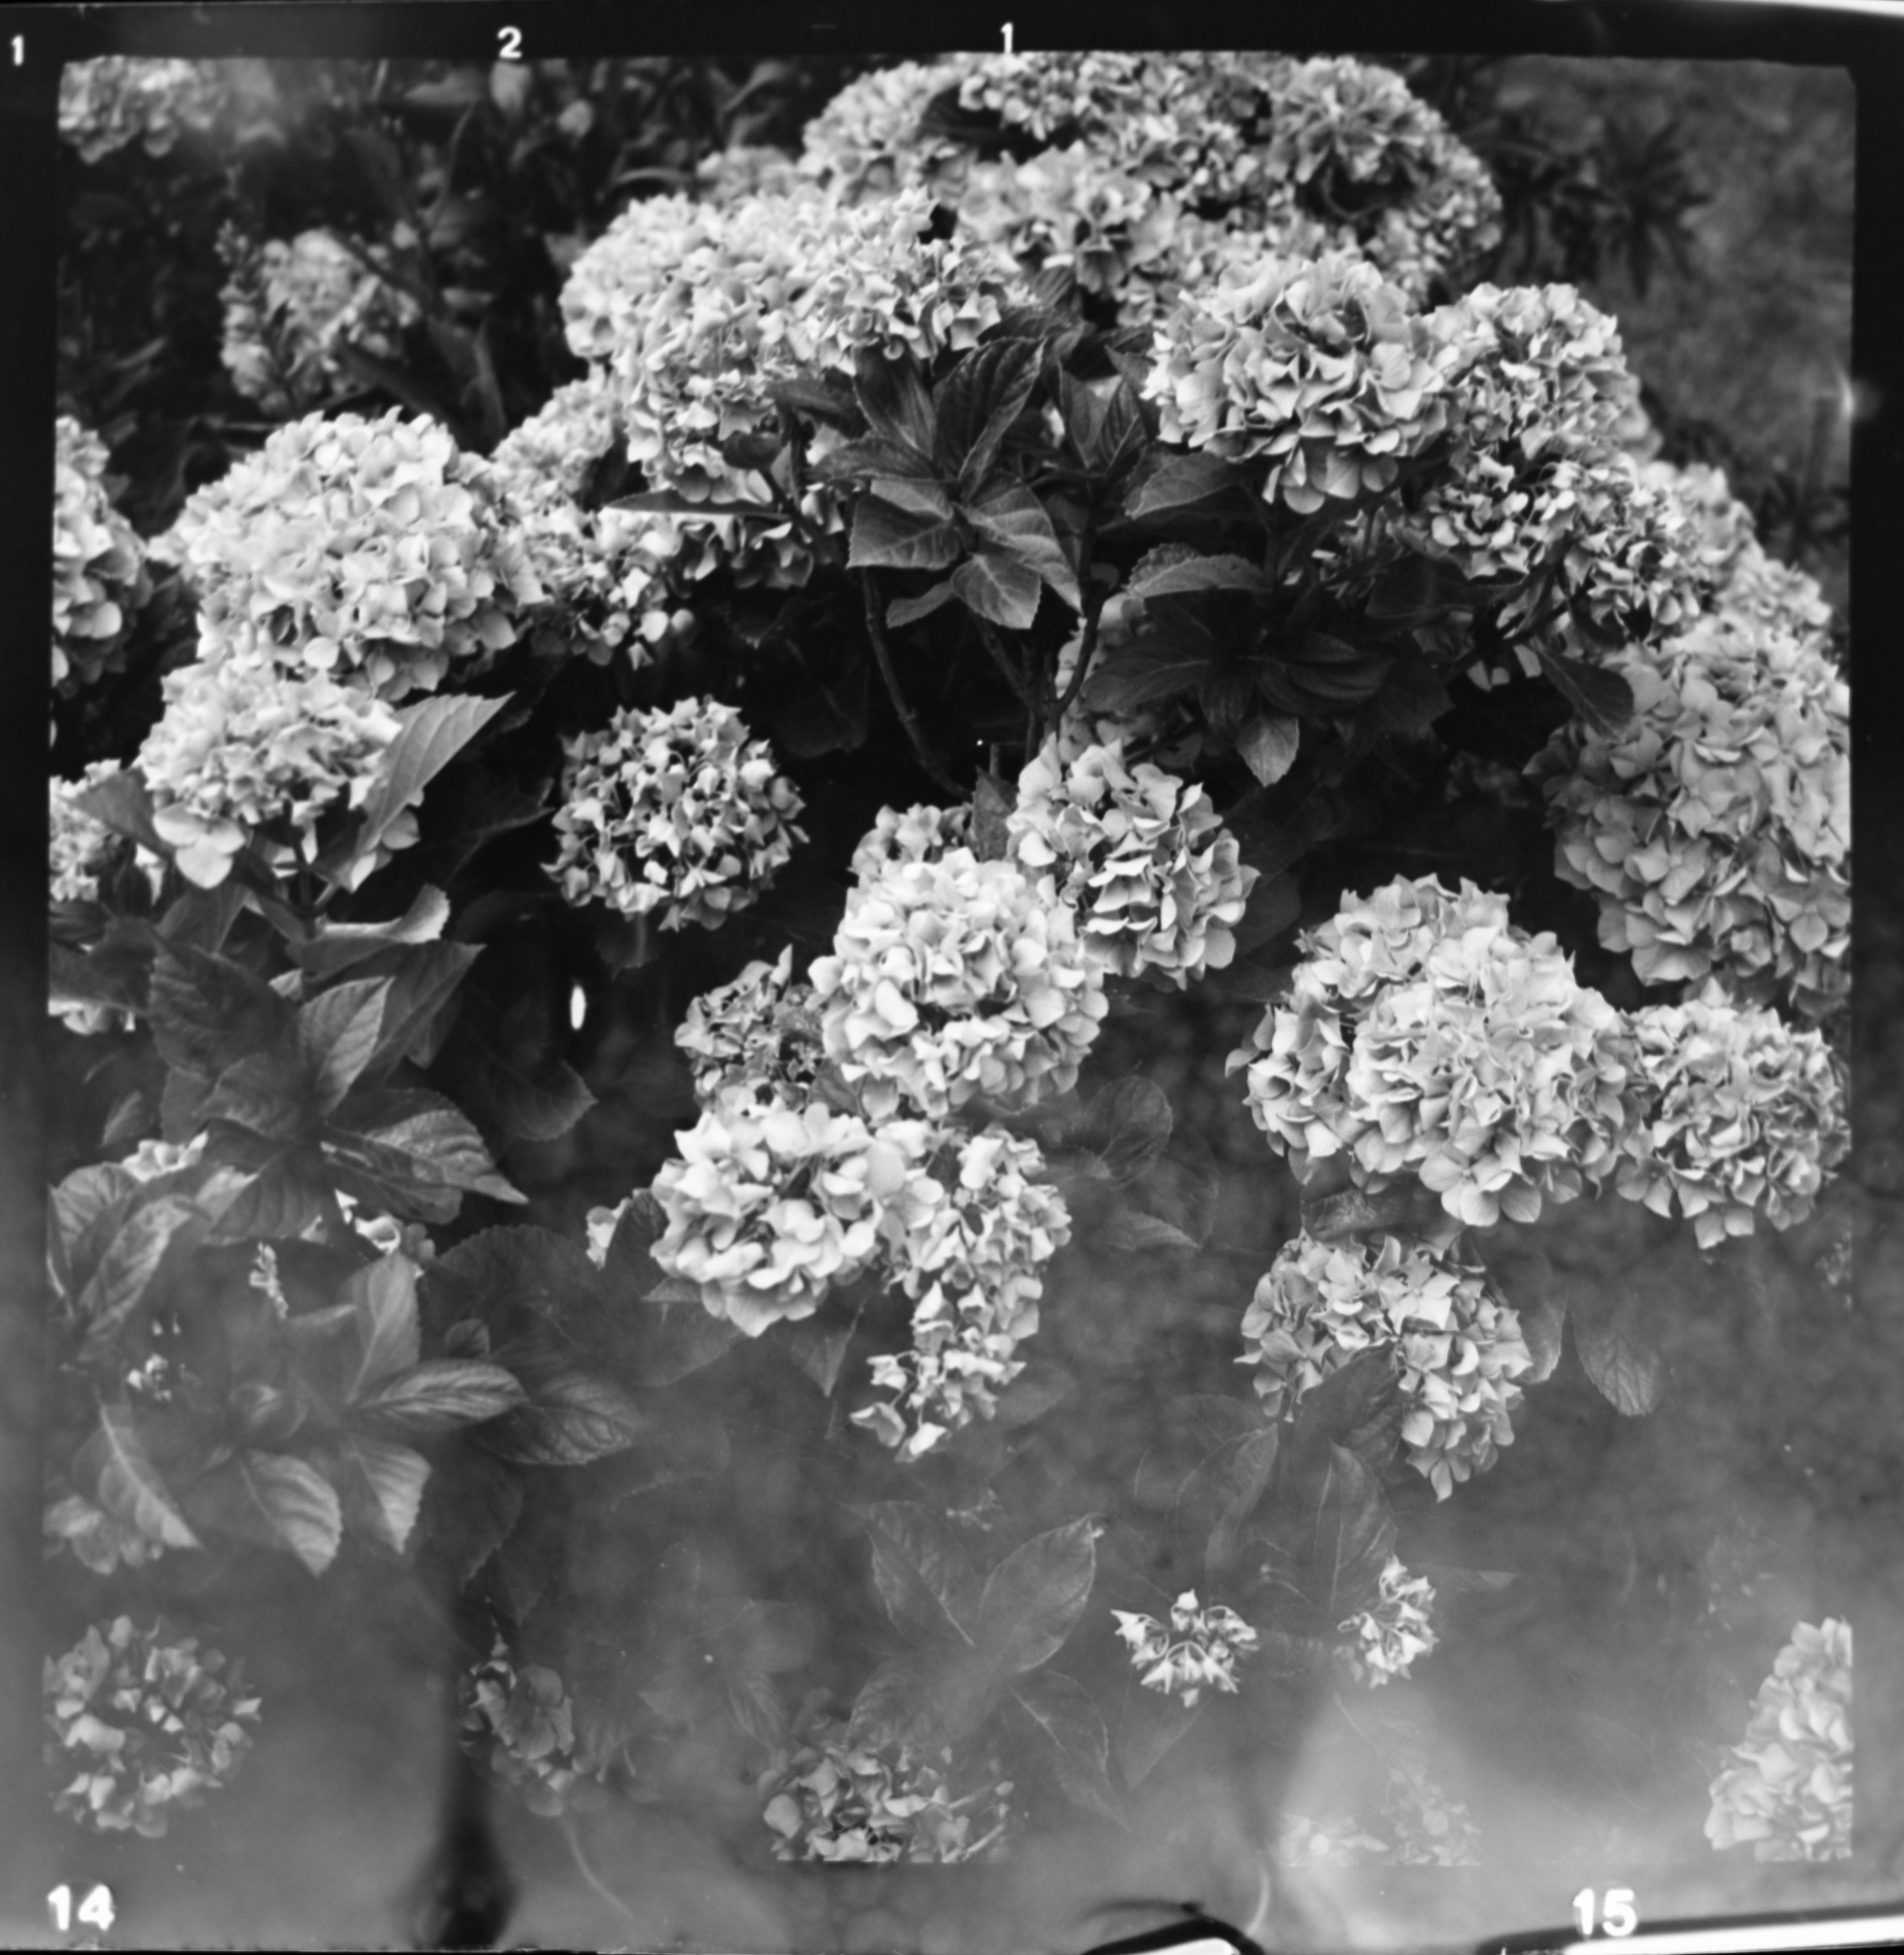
[974,614,1043,755]
[860,572,963,798]
[561,1810,645,1944]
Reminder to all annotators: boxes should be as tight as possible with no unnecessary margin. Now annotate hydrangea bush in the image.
[43,47,1852,1915]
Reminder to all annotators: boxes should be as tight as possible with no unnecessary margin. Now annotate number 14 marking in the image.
[48,1884,117,1934]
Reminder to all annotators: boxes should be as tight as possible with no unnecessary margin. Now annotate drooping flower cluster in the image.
[761,1719,1012,1863]
[45,1616,261,1837]
[1338,1556,1438,1687]
[1242,1232,1534,1499]
[1531,612,1850,1024]
[1007,739,1257,986]
[809,846,1108,1120]
[1231,876,1638,1227]
[218,226,422,415]
[159,409,543,699]
[1146,252,1454,514]
[1111,1591,1262,1707]
[1617,994,1848,1249]
[1706,1618,1852,1862]
[459,1642,610,1818]
[53,415,151,696]
[676,948,825,1104]
[58,56,225,163]
[548,698,806,930]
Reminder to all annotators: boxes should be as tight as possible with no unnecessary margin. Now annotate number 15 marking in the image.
[1573,1887,1639,1939]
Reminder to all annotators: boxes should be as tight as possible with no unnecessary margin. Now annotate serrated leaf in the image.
[1265,632,1393,709]
[1128,552,1270,601]
[974,1517,1096,1675]
[1289,1347,1405,1473]
[52,1163,138,1269]
[292,886,450,978]
[604,1198,744,1384]
[1308,1445,1396,1617]
[364,941,483,1076]
[952,549,1042,629]
[936,338,1042,495]
[1536,645,1637,737]
[853,344,937,459]
[69,766,170,856]
[1371,659,1453,734]
[200,1050,317,1141]
[297,977,391,1115]
[1077,1076,1174,1181]
[1178,1427,1280,1585]
[1301,1183,1442,1243]
[1082,637,1215,714]
[188,1450,343,1575]
[1101,1212,1198,1252]
[357,1360,528,1434]
[483,1370,645,1465]
[148,943,293,1077]
[1012,1670,1126,1822]
[886,580,958,630]
[77,1404,200,1551]
[325,1430,431,1553]
[326,1086,525,1206]
[847,491,962,572]
[1125,450,1251,519]
[337,1252,422,1397]
[1570,1295,1664,1414]
[1237,714,1301,787]
[75,1195,203,1359]
[418,1438,522,1584]
[964,479,1080,609]
[859,1502,979,1646]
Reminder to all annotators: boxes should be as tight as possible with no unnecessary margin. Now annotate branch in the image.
[861,573,964,798]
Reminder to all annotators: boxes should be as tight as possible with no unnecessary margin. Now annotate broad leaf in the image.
[75,1195,203,1359]
[297,978,391,1115]
[1128,552,1269,601]
[1301,1183,1443,1244]
[431,1223,608,1340]
[952,549,1042,630]
[357,1360,528,1434]
[1306,1445,1396,1616]
[936,338,1042,494]
[77,1403,200,1550]
[1101,1212,1198,1253]
[148,943,292,1077]
[1289,1347,1405,1473]
[886,581,958,630]
[482,1370,645,1465]
[1125,450,1251,519]
[1262,632,1393,711]
[337,1253,423,1398]
[1178,1428,1281,1584]
[364,941,483,1076]
[327,1087,525,1206]
[853,344,937,460]
[859,1502,980,1645]
[1083,636,1215,714]
[974,1517,1097,1675]
[1076,1076,1174,1182]
[52,1163,138,1268]
[781,1310,861,1397]
[847,491,961,572]
[324,1430,431,1553]
[1536,644,1636,738]
[849,1646,1001,1751]
[417,1437,522,1584]
[1236,714,1301,787]
[1116,1675,1201,1787]
[1570,1294,1664,1414]
[69,766,170,856]
[965,480,1081,608]
[293,886,450,978]
[188,1450,343,1575]
[1012,1670,1126,1822]
[201,1050,317,1141]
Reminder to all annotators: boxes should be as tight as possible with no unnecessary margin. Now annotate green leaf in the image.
[357,1360,529,1435]
[148,943,292,1077]
[1177,1428,1281,1586]
[1116,1674,1200,1787]
[68,766,170,857]
[781,1308,861,1396]
[1075,1076,1174,1181]
[1236,714,1301,787]
[974,1517,1096,1675]
[324,1430,431,1553]
[1570,1293,1664,1414]
[364,941,483,1077]
[885,581,958,630]
[936,338,1042,495]
[964,480,1081,609]
[852,344,937,460]
[1474,1238,1566,1383]
[1307,1445,1396,1617]
[858,1502,980,1646]
[1288,1347,1405,1474]
[768,371,865,432]
[292,887,450,978]
[418,1439,522,1584]
[1099,1212,1196,1253]
[483,1370,645,1465]
[1125,450,1252,519]
[771,648,869,757]
[953,549,1042,630]
[75,1195,204,1360]
[77,1403,200,1551]
[52,1164,137,1270]
[201,1050,319,1141]
[327,1086,525,1205]
[1128,552,1270,601]
[1536,645,1637,738]
[297,978,391,1116]
[431,1223,608,1340]
[1058,372,1146,483]
[1301,1183,1444,1244]
[1083,637,1215,714]
[1262,632,1394,711]
[188,1450,343,1575]
[1012,1670,1126,1821]
[848,490,962,572]
[337,1252,422,1397]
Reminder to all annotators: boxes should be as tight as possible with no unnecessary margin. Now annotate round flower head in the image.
[1242,1230,1533,1499]
[460,1641,609,1818]
[650,1084,929,1336]
[1338,1556,1438,1687]
[137,656,402,888]
[809,849,1108,1120]
[1111,1591,1261,1708]
[45,1616,261,1837]
[1618,993,1848,1248]
[1007,738,1257,987]
[219,226,421,416]
[696,141,815,207]
[676,947,825,1103]
[1146,251,1454,514]
[53,416,151,696]
[848,802,974,883]
[1706,1618,1852,1861]
[854,1124,1070,1458]
[549,697,804,931]
[1385,1768,1482,1865]
[165,409,543,699]
[797,58,978,201]
[59,56,224,163]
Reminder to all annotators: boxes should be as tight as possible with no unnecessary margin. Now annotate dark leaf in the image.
[187,1450,343,1575]
[201,1050,317,1141]
[1371,659,1454,734]
[1128,552,1270,601]
[430,1224,607,1341]
[75,1195,204,1360]
[1236,714,1301,787]
[52,1164,137,1268]
[952,548,1043,630]
[974,1517,1097,1675]
[1290,1347,1405,1474]
[1101,1211,1198,1253]
[1536,645,1637,738]
[418,1438,522,1584]
[292,886,450,978]
[781,1309,861,1397]
[1474,1238,1566,1383]
[77,1403,200,1550]
[772,650,869,759]
[1179,1428,1281,1585]
[1570,1293,1665,1414]
[964,480,1081,608]
[327,1086,525,1205]
[847,491,962,573]
[768,371,866,432]
[323,1430,431,1554]
[1125,450,1252,520]
[859,1502,980,1646]
[364,941,484,1077]
[1116,1676,1200,1787]
[848,1646,1000,1750]
[609,489,792,521]
[1082,637,1213,714]
[1012,1670,1126,1822]
[1364,552,1471,621]
[69,766,170,856]
[148,943,292,1077]
[483,1370,645,1465]
[1265,632,1393,710]
[50,942,146,1016]
[297,978,391,1115]
[853,344,937,460]
[885,580,958,630]
[342,126,412,223]
[935,338,1042,494]
[1076,1076,1174,1182]
[1307,1445,1396,1616]
[357,1360,528,1435]
[337,1251,422,1396]
[1199,663,1258,736]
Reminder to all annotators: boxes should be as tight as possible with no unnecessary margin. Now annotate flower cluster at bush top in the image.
[161,409,543,698]
[1008,738,1257,987]
[1242,1231,1534,1499]
[854,1125,1071,1458]
[1618,994,1847,1249]
[1145,251,1453,514]
[45,1616,261,1837]
[137,656,401,888]
[548,697,806,931]
[1532,612,1850,1024]
[1112,1590,1262,1707]
[810,845,1108,1121]
[53,415,151,696]
[676,948,825,1105]
[219,226,422,416]
[459,1643,609,1818]
[1338,1556,1438,1687]
[1706,1618,1852,1862]
[58,56,224,164]
[849,801,976,881]
[1232,875,1637,1228]
[761,1719,1012,1863]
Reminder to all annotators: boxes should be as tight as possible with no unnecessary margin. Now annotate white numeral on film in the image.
[1572,1887,1638,1939]
[1001,22,1013,52]
[12,35,22,64]
[497,26,523,59]
[48,1885,117,1934]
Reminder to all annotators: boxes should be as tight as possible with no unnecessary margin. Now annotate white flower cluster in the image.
[1706,1618,1852,1861]
[1274,1768,1480,1867]
[1618,994,1847,1250]
[848,801,974,881]
[810,844,1108,1121]
[219,226,421,416]
[58,57,224,164]
[1111,1590,1261,1707]
[796,59,973,201]
[761,1721,1012,1864]
[1242,1231,1533,1499]
[1532,612,1850,1024]
[695,142,814,207]
[1145,252,1454,514]
[53,415,151,696]
[45,1616,261,1837]
[548,696,805,930]
[43,1484,169,1575]
[1007,738,1257,987]
[160,409,542,698]
[1338,1556,1438,1687]
[459,1642,609,1819]
[675,946,825,1103]
[50,764,162,908]
[1231,876,1637,1228]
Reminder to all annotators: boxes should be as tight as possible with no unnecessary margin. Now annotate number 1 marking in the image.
[12,35,22,64]
[1001,21,1013,52]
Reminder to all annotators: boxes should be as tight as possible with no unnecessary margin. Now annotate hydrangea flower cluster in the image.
[58,56,224,163]
[1617,994,1848,1249]
[43,1485,170,1576]
[53,415,151,696]
[459,1642,609,1818]
[548,698,805,931]
[1706,1618,1852,1861]
[761,1721,1012,1863]
[137,656,402,888]
[1145,252,1454,514]
[848,802,974,881]
[1242,1232,1534,1499]
[1111,1591,1261,1707]
[160,409,543,699]
[1273,1769,1480,1867]
[1338,1556,1438,1687]
[809,846,1108,1120]
[45,1616,261,1837]
[1532,613,1850,1023]
[853,1125,1071,1458]
[50,764,162,908]
[695,142,814,206]
[219,226,421,415]
[1231,876,1638,1227]
[676,948,825,1104]
[1007,738,1257,986]
[796,59,974,201]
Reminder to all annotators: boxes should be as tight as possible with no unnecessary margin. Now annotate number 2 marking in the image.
[497,25,523,59]
[1572,1887,1638,1939]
